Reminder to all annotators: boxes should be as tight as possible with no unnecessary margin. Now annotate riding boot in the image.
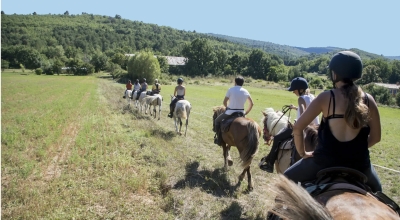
[168,105,174,118]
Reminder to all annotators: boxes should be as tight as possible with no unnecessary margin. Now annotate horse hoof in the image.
[247,186,254,192]
[228,160,233,166]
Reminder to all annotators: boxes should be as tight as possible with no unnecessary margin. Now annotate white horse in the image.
[123,90,133,108]
[142,94,162,120]
[170,95,191,136]
[137,91,148,112]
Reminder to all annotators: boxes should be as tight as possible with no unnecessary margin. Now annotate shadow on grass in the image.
[220,201,243,220]
[173,161,240,197]
[150,128,177,141]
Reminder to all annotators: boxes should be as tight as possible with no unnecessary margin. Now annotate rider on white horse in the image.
[168,78,185,118]
[123,80,133,98]
[152,79,161,95]
[260,77,318,173]
[136,78,148,100]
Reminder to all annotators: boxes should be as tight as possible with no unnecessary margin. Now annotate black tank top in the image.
[313,90,371,170]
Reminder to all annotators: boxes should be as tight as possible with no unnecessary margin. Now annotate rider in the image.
[213,76,254,145]
[168,78,185,118]
[152,79,161,95]
[136,78,148,100]
[284,51,382,192]
[260,77,319,173]
[123,80,133,98]
[133,79,141,92]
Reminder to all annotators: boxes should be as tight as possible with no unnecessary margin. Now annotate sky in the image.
[2,0,399,56]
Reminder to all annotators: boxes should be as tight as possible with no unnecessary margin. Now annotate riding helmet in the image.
[288,77,308,91]
[136,79,139,83]
[328,51,363,80]
[143,78,146,82]
[177,78,183,84]
[155,79,158,83]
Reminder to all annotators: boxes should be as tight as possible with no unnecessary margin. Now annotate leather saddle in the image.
[221,112,244,132]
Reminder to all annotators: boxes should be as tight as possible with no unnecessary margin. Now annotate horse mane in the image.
[262,108,289,136]
[271,174,333,220]
[304,124,319,151]
[213,106,226,117]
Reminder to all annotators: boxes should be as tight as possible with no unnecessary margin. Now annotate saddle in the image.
[304,167,400,215]
[220,112,245,132]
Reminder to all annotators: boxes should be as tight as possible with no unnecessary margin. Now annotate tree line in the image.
[1,13,400,106]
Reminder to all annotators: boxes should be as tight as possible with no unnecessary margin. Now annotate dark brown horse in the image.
[270,174,399,220]
[260,107,319,173]
[212,106,262,191]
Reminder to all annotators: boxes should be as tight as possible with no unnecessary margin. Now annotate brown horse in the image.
[212,106,262,191]
[260,107,319,173]
[269,174,399,220]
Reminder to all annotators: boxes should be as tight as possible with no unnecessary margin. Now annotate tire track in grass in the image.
[42,91,90,181]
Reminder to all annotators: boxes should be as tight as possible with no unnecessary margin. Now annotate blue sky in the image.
[2,0,399,56]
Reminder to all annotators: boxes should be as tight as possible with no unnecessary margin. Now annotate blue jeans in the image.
[284,157,382,192]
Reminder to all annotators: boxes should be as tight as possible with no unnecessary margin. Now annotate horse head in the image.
[212,106,226,131]
[261,108,289,145]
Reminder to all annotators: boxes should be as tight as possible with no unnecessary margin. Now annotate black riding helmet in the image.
[288,77,308,91]
[328,51,363,82]
[177,78,183,84]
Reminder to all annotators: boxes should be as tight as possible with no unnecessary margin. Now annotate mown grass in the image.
[2,72,399,219]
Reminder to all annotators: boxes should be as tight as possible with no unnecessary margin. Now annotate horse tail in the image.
[271,174,333,220]
[240,120,260,168]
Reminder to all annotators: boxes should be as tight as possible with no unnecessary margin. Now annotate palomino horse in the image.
[269,174,399,220]
[260,107,318,173]
[142,94,162,120]
[170,95,191,136]
[212,106,262,191]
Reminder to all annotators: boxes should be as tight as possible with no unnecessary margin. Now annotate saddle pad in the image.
[278,138,293,150]
[221,112,244,132]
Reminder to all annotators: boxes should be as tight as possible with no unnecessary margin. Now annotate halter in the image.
[263,105,293,145]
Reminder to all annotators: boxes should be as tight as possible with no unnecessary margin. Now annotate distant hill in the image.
[294,46,343,54]
[386,56,400,60]
[207,33,399,61]
[206,33,309,58]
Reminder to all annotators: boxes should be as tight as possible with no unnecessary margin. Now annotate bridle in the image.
[263,105,293,145]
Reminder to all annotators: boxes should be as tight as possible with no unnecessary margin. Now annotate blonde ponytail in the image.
[341,82,369,129]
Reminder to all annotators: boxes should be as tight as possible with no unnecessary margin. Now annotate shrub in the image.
[194,80,200,85]
[35,68,43,75]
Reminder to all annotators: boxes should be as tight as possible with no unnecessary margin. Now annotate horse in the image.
[132,90,140,108]
[142,94,162,120]
[260,107,318,174]
[212,106,262,191]
[269,174,399,220]
[170,95,191,136]
[137,91,149,113]
[123,90,133,108]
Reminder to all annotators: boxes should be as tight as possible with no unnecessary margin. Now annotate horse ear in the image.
[262,111,267,116]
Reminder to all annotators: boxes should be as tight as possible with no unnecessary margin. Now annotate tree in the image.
[389,60,400,84]
[182,38,214,76]
[64,11,69,16]
[396,92,400,107]
[365,59,391,82]
[358,65,382,85]
[115,14,121,19]
[127,50,160,83]
[33,12,37,15]
[52,59,64,75]
[1,11,4,15]
[90,53,109,72]
[213,49,228,75]
[157,56,169,74]
[1,59,10,71]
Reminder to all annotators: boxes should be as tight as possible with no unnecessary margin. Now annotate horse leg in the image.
[226,145,233,166]
[238,166,247,183]
[158,106,161,120]
[179,118,183,135]
[184,118,188,136]
[246,166,253,191]
[174,118,179,133]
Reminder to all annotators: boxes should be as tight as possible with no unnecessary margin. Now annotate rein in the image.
[264,105,292,145]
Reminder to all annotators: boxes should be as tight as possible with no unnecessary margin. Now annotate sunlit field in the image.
[2,72,399,219]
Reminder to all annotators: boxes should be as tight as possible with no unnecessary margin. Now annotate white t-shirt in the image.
[298,94,320,125]
[225,86,250,115]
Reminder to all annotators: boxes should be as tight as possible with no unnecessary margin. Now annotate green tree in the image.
[396,92,400,107]
[52,59,64,75]
[213,49,228,75]
[182,38,214,76]
[268,65,287,82]
[358,65,382,85]
[365,59,391,82]
[90,53,109,72]
[127,50,160,83]
[389,60,400,84]
[157,56,169,74]
[1,59,10,71]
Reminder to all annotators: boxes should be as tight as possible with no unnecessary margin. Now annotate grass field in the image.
[2,72,400,219]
